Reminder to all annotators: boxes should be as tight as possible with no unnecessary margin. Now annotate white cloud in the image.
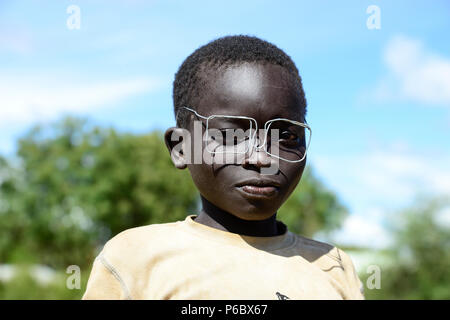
[328,209,392,249]
[0,74,165,127]
[312,145,450,248]
[0,27,33,55]
[372,35,450,106]
[358,151,450,199]
[313,146,450,209]
[435,206,450,229]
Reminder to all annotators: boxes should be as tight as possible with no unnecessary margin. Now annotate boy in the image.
[82,35,364,300]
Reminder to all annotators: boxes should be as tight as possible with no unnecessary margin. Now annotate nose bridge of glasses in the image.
[251,129,267,150]
[252,119,278,150]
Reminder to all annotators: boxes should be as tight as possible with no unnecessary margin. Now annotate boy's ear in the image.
[164,127,191,169]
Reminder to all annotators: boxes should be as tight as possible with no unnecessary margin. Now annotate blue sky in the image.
[1,0,449,249]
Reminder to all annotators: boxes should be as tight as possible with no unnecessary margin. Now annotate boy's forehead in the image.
[196,62,303,121]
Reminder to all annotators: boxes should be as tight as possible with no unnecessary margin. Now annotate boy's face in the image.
[171,62,306,221]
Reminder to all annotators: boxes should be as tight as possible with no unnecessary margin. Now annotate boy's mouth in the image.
[234,178,280,199]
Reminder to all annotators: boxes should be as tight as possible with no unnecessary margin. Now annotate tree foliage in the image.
[362,197,450,299]
[0,117,198,269]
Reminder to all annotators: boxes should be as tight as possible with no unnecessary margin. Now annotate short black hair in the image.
[173,35,307,127]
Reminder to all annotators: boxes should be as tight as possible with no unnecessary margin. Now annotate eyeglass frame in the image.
[177,106,312,163]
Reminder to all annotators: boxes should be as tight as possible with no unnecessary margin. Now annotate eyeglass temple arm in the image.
[179,106,209,120]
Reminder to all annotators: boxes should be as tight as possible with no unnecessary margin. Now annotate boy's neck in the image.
[194,196,281,237]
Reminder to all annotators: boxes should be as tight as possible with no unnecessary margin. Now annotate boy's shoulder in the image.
[291,233,364,298]
[291,233,356,274]
[102,220,180,253]
[95,220,184,277]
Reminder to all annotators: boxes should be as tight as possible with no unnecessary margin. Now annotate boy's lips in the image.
[234,178,280,198]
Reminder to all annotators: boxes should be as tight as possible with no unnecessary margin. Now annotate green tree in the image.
[362,196,450,299]
[0,117,198,269]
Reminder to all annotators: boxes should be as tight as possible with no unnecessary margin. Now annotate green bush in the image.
[0,265,88,300]
[360,197,450,300]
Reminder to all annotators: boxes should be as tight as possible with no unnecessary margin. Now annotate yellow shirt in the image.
[82,215,364,300]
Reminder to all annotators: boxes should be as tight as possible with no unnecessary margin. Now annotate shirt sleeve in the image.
[82,253,130,300]
[338,248,365,300]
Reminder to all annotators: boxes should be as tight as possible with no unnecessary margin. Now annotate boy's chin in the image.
[199,188,284,220]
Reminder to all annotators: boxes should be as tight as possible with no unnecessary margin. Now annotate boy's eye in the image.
[280,130,296,140]
[279,130,301,147]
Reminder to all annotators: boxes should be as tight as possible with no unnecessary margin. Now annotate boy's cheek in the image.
[284,163,306,192]
[187,163,217,191]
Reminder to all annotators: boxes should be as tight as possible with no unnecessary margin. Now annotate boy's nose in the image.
[242,148,272,168]
[242,136,275,169]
